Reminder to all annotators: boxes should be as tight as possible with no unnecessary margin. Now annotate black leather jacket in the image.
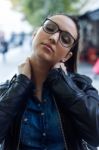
[0,69,99,150]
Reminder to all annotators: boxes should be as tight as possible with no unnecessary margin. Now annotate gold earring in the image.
[62,59,65,62]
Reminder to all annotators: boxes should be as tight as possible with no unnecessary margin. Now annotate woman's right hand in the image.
[18,57,32,79]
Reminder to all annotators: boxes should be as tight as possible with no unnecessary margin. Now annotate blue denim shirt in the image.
[20,85,65,150]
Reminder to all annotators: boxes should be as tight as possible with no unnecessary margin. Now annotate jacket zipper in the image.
[53,96,68,150]
[82,139,90,150]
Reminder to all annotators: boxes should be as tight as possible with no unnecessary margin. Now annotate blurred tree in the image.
[10,0,82,26]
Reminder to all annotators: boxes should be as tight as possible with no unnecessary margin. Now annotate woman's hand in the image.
[18,57,32,79]
[53,62,67,74]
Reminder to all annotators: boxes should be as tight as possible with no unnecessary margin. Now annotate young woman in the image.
[0,13,99,150]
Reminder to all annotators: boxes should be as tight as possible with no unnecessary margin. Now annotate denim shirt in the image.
[20,85,65,150]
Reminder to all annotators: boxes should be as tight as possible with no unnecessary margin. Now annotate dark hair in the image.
[47,13,80,73]
[64,15,80,73]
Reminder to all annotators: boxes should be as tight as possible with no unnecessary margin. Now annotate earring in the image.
[61,59,65,63]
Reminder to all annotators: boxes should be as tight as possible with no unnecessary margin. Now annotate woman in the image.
[0,13,99,150]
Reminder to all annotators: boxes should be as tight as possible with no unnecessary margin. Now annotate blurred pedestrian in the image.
[0,31,8,62]
[0,13,99,150]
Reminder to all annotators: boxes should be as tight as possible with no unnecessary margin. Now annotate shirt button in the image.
[38,103,41,107]
[23,118,28,122]
[42,132,46,136]
[28,141,31,145]
[41,112,45,116]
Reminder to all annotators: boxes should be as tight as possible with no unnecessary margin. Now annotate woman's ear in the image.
[61,52,73,63]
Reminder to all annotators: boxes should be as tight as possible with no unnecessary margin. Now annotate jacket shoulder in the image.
[0,74,17,96]
[69,72,92,84]
[0,80,10,95]
[69,73,93,91]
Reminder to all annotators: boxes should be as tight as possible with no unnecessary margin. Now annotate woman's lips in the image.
[41,43,54,53]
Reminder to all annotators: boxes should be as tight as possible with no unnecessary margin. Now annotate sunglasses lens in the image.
[60,32,74,47]
[43,20,58,34]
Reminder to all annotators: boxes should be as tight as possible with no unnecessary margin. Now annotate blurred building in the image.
[79,0,99,14]
[0,0,32,40]
[78,0,99,64]
[0,0,33,50]
[79,9,99,64]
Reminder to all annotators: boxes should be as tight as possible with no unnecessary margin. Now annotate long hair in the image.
[64,15,80,73]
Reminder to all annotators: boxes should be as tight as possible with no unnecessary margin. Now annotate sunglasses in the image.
[42,18,76,48]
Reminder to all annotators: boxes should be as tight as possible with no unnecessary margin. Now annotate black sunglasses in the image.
[42,18,76,48]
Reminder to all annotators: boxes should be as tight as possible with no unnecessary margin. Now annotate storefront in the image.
[79,9,99,64]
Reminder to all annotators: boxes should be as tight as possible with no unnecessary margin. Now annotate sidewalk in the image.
[0,43,31,82]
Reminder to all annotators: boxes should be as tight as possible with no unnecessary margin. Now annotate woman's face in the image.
[32,15,78,66]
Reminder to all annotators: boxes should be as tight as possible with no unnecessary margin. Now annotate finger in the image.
[53,63,61,68]
[26,57,30,63]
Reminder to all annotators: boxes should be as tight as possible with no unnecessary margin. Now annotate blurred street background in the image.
[0,0,99,149]
[0,0,99,89]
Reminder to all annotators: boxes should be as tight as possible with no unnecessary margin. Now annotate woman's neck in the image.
[30,56,51,101]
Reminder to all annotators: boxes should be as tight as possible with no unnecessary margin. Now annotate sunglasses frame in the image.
[42,18,77,48]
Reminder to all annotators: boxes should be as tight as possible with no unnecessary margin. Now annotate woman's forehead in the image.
[49,15,78,39]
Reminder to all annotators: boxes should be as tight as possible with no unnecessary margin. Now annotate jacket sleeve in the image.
[0,74,34,143]
[47,68,99,147]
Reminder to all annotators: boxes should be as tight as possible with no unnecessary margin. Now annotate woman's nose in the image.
[49,32,60,44]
